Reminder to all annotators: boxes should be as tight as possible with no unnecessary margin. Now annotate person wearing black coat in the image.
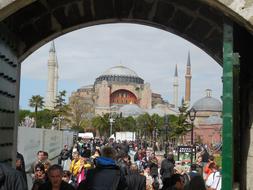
[38,165,74,190]
[59,145,71,165]
[160,154,175,190]
[117,152,131,176]
[16,152,28,188]
[148,153,159,190]
[125,163,146,190]
[78,146,128,190]
[0,163,27,190]
[149,153,159,178]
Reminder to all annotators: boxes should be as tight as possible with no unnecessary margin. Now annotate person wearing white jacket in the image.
[206,163,221,190]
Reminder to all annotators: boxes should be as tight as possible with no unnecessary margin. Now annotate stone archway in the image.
[0,0,253,189]
[110,89,138,105]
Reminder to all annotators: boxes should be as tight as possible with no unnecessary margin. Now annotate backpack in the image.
[84,168,123,190]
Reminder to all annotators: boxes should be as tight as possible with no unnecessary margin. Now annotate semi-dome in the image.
[192,89,222,112]
[147,108,166,117]
[95,65,144,85]
[119,104,144,117]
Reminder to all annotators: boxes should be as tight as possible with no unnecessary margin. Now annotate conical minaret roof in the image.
[174,64,178,77]
[50,41,56,52]
[187,51,191,66]
[185,51,192,105]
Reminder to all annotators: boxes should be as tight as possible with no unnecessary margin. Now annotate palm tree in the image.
[115,116,136,132]
[136,113,162,142]
[29,95,44,126]
[92,113,110,137]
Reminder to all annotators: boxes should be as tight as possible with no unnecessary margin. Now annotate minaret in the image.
[45,41,58,110]
[173,64,179,108]
[185,51,192,105]
[54,50,59,101]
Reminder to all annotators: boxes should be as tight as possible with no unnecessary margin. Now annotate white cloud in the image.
[20,23,222,109]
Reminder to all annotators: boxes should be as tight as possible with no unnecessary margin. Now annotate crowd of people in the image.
[2,138,222,190]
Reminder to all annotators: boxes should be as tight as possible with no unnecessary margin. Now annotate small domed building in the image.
[186,89,222,145]
[192,89,222,124]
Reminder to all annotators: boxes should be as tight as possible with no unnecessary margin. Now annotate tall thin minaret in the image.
[173,64,179,108]
[45,41,58,110]
[185,51,192,105]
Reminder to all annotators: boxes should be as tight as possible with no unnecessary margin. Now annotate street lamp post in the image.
[109,117,114,137]
[188,108,197,163]
[153,120,158,153]
[164,114,169,156]
[58,116,64,130]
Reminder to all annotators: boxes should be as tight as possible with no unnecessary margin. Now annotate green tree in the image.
[136,113,163,142]
[18,110,32,124]
[91,113,110,137]
[29,95,44,125]
[19,109,54,129]
[114,116,136,132]
[54,90,69,115]
[35,109,55,128]
[68,96,94,130]
[168,102,193,143]
[53,90,71,128]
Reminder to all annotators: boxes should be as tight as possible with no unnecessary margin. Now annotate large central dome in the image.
[102,66,138,77]
[95,65,144,85]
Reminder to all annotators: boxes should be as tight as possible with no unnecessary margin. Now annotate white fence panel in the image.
[62,131,74,148]
[43,130,63,160]
[17,127,44,171]
[17,127,74,170]
[116,132,135,141]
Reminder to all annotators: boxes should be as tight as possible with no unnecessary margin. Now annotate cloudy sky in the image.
[20,23,222,110]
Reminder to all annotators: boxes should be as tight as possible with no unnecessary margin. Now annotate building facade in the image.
[70,65,177,117]
[184,89,222,145]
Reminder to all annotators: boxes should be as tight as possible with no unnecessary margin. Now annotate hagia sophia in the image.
[69,65,178,117]
[45,42,222,145]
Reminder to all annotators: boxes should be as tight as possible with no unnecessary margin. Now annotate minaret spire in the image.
[45,41,58,110]
[50,41,56,52]
[187,51,191,67]
[185,51,192,105]
[173,64,179,107]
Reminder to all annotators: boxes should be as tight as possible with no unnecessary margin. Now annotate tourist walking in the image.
[160,153,175,189]
[69,151,82,183]
[0,163,27,190]
[77,146,128,190]
[125,163,146,190]
[38,164,75,190]
[59,145,71,170]
[31,163,47,190]
[206,163,221,190]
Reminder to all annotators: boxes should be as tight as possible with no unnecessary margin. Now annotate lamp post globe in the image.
[189,108,197,121]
